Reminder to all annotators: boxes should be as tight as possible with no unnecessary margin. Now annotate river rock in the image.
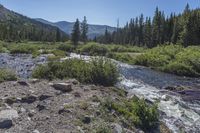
[0,109,19,119]
[0,119,13,129]
[164,85,187,92]
[21,95,37,104]
[82,116,91,124]
[111,123,123,133]
[17,81,30,86]
[0,109,19,129]
[66,79,79,85]
[33,129,40,133]
[51,83,72,92]
[39,94,52,101]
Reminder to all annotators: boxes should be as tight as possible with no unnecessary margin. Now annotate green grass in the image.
[0,69,17,82]
[134,45,200,77]
[32,58,119,86]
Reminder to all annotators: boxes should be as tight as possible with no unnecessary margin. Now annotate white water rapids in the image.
[68,53,200,133]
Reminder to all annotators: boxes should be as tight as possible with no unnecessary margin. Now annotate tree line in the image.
[96,4,200,47]
[0,20,68,42]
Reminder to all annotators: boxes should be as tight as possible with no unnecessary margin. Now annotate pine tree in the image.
[144,17,152,47]
[139,14,144,46]
[81,16,88,43]
[56,28,61,42]
[152,7,162,46]
[71,19,80,46]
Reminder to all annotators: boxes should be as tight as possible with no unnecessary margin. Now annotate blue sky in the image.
[1,0,199,26]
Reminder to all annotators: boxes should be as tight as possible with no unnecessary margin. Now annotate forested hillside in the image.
[98,4,200,47]
[0,5,69,42]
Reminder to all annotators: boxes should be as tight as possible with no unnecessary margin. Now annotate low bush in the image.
[58,44,74,52]
[0,69,17,82]
[134,45,200,77]
[107,52,135,64]
[134,45,182,67]
[108,45,145,53]
[52,50,66,57]
[78,43,110,56]
[32,58,119,86]
[103,96,159,131]
[9,44,40,57]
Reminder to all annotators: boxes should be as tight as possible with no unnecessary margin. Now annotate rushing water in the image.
[68,53,200,133]
[0,53,200,132]
[117,63,200,133]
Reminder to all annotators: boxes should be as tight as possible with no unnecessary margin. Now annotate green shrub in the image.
[163,61,199,77]
[0,69,17,82]
[32,58,119,86]
[108,45,145,53]
[134,45,200,77]
[107,52,135,64]
[104,96,159,131]
[0,43,8,53]
[58,44,74,52]
[52,50,66,57]
[9,44,40,57]
[90,58,119,86]
[135,45,182,67]
[79,43,110,56]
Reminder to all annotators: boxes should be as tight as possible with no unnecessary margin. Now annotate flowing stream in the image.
[0,53,200,133]
[68,53,200,133]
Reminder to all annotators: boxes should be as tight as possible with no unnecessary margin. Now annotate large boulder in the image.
[0,109,19,129]
[51,83,72,92]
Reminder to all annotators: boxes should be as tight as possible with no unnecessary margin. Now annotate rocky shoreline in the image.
[0,79,133,133]
[0,79,172,133]
[0,53,48,79]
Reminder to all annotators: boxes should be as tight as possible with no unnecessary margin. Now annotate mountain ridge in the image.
[0,5,68,42]
[35,18,116,39]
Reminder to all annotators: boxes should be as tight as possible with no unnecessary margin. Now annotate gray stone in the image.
[82,116,91,124]
[0,119,13,129]
[21,95,37,104]
[30,79,40,84]
[111,123,123,133]
[0,109,19,119]
[33,129,40,133]
[66,79,79,85]
[17,81,30,86]
[52,83,72,92]
[0,109,19,129]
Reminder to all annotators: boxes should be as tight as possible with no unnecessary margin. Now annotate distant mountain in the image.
[35,18,116,39]
[0,5,68,42]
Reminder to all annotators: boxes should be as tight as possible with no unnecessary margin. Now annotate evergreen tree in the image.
[56,28,61,42]
[71,19,81,46]
[139,14,144,46]
[144,17,152,47]
[81,16,88,43]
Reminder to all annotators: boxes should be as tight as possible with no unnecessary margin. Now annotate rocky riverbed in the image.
[0,53,48,79]
[0,79,161,133]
